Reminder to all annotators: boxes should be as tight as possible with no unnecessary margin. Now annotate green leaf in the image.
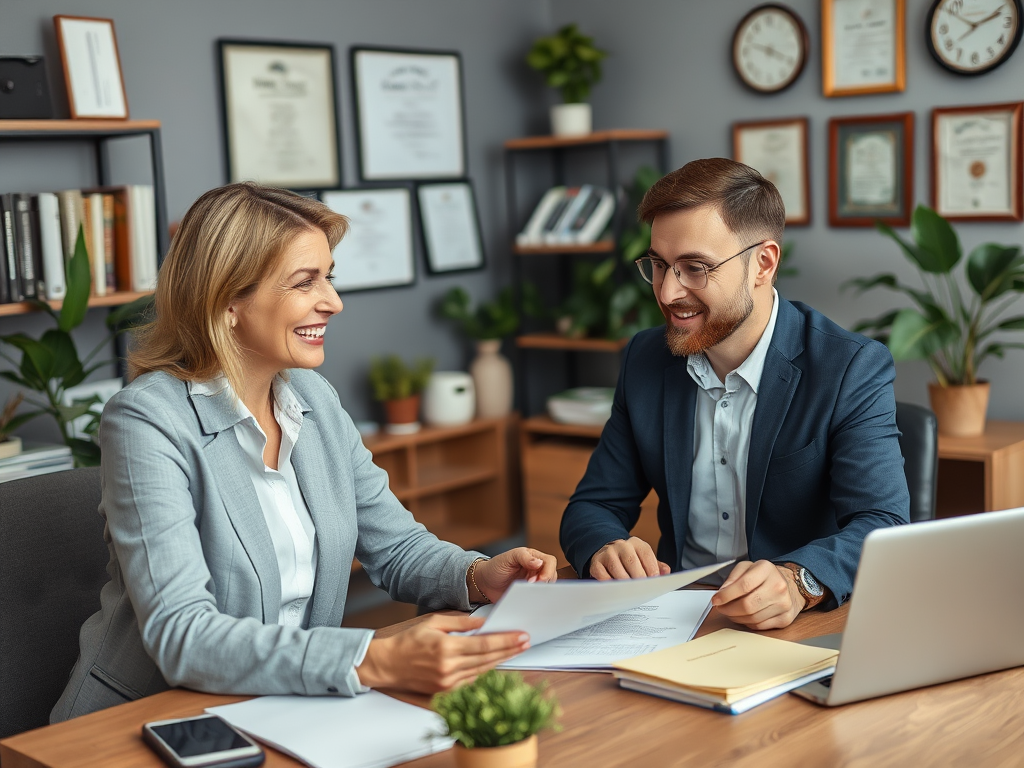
[591,257,616,285]
[997,315,1024,330]
[843,274,899,293]
[909,205,961,273]
[59,225,92,332]
[886,308,959,361]
[68,438,102,468]
[876,214,957,274]
[1,409,44,434]
[851,309,900,334]
[39,329,82,381]
[1,333,55,388]
[966,244,1023,300]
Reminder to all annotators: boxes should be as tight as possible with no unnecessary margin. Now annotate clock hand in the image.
[748,42,786,60]
[974,7,1006,26]
[943,8,979,29]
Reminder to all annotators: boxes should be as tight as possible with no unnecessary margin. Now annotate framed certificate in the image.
[829,112,914,227]
[320,188,416,293]
[53,15,129,119]
[932,102,1023,222]
[417,181,485,274]
[733,118,810,226]
[823,0,906,97]
[218,39,341,190]
[351,47,467,181]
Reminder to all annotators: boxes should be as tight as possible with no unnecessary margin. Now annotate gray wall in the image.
[4,0,1024,441]
[0,0,551,437]
[551,0,1024,419]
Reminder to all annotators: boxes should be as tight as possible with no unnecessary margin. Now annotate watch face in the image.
[800,568,824,597]
[928,0,1023,75]
[732,4,809,93]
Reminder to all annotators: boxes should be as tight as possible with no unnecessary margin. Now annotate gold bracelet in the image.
[469,557,491,604]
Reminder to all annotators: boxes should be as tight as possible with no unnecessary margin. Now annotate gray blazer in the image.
[52,369,479,722]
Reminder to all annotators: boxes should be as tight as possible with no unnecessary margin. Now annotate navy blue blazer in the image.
[560,297,910,608]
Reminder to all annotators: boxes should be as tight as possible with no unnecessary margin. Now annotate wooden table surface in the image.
[4,598,1024,768]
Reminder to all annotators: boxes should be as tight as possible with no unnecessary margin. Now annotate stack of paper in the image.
[207,691,453,768]
[0,443,73,484]
[613,628,838,714]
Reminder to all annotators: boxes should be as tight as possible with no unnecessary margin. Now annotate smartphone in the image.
[142,714,265,768]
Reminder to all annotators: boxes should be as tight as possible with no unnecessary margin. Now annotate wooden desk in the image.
[5,604,1024,768]
[937,420,1024,516]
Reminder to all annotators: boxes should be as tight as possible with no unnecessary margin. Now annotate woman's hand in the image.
[471,547,558,603]
[356,614,529,693]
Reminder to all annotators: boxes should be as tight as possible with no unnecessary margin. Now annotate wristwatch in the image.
[781,563,825,611]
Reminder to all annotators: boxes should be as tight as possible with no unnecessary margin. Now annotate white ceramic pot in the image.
[423,371,476,426]
[0,435,22,460]
[550,103,592,137]
[470,340,513,419]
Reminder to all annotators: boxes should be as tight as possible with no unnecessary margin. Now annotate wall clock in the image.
[732,3,809,93]
[927,0,1023,75]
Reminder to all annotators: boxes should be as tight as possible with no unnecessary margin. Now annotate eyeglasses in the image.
[634,241,765,290]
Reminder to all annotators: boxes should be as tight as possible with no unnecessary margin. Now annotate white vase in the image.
[0,435,22,460]
[550,103,592,137]
[423,371,476,426]
[470,340,513,419]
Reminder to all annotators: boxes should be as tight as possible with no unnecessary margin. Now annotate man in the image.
[559,158,909,629]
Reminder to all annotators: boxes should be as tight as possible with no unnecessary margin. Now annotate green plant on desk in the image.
[526,23,607,105]
[431,670,561,750]
[368,355,435,402]
[0,227,152,466]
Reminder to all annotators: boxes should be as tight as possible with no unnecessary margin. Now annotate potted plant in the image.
[368,354,434,434]
[847,204,1024,437]
[526,23,607,137]
[439,286,538,419]
[0,228,152,466]
[431,670,561,768]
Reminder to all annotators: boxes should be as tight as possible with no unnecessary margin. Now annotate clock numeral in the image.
[987,46,995,58]
[957,47,963,60]
[944,37,954,50]
[998,33,1006,45]
[939,23,949,34]
[1005,16,1014,28]
[971,51,980,64]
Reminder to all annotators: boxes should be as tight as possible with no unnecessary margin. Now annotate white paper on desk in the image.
[476,560,731,648]
[206,691,452,768]
[494,589,714,671]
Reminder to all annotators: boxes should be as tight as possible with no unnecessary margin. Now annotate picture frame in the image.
[53,15,129,119]
[320,187,416,293]
[351,46,467,181]
[829,112,914,227]
[417,181,485,274]
[822,0,906,97]
[932,102,1023,222]
[218,39,341,190]
[733,118,810,226]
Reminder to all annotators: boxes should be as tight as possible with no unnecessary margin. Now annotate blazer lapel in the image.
[745,300,803,544]
[292,416,345,628]
[191,385,281,623]
[663,363,696,567]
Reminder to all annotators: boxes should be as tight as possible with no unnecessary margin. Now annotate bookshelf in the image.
[0,291,152,318]
[352,416,518,570]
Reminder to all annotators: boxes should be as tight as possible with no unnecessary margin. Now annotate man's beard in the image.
[662,282,754,357]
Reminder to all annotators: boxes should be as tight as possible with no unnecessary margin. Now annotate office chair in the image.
[895,401,939,522]
[0,467,107,739]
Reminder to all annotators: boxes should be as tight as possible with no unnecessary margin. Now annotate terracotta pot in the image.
[928,381,990,437]
[453,735,538,768]
[470,340,513,419]
[0,435,22,460]
[383,394,421,435]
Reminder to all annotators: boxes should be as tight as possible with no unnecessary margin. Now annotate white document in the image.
[207,692,453,768]
[494,589,714,671]
[476,561,731,648]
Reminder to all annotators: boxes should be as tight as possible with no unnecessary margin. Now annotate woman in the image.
[52,183,556,722]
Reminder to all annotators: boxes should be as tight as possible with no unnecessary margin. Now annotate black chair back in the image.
[896,402,939,522]
[0,467,107,739]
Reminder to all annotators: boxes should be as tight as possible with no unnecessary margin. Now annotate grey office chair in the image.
[895,401,939,522]
[0,467,107,739]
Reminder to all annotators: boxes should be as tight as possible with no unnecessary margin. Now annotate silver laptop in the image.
[793,506,1024,706]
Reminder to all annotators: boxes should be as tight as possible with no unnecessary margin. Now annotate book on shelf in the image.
[12,192,43,300]
[1,193,23,302]
[543,184,593,244]
[516,185,566,246]
[35,192,66,300]
[516,185,615,246]
[612,628,839,715]
[0,442,74,484]
[84,191,106,296]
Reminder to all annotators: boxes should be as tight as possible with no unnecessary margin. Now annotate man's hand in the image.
[589,537,672,580]
[710,560,804,630]
[358,614,529,694]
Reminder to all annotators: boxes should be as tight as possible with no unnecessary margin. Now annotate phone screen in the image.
[150,716,251,758]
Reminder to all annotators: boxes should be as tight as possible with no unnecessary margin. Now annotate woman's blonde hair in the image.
[129,182,348,395]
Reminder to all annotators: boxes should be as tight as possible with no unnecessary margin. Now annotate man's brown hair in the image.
[638,158,785,246]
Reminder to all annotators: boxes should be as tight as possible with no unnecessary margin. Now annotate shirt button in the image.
[720,457,727,465]
[722,512,730,520]
[721,400,730,408]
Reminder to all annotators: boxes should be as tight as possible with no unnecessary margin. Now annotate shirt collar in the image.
[686,288,779,395]
[188,374,305,432]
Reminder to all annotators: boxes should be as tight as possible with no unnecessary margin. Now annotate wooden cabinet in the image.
[520,415,660,568]
[361,417,517,559]
[937,421,1024,516]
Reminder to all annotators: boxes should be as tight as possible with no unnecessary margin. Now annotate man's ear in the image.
[754,241,780,286]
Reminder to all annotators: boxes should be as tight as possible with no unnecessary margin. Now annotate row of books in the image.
[0,185,159,305]
[0,443,74,484]
[516,184,616,246]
